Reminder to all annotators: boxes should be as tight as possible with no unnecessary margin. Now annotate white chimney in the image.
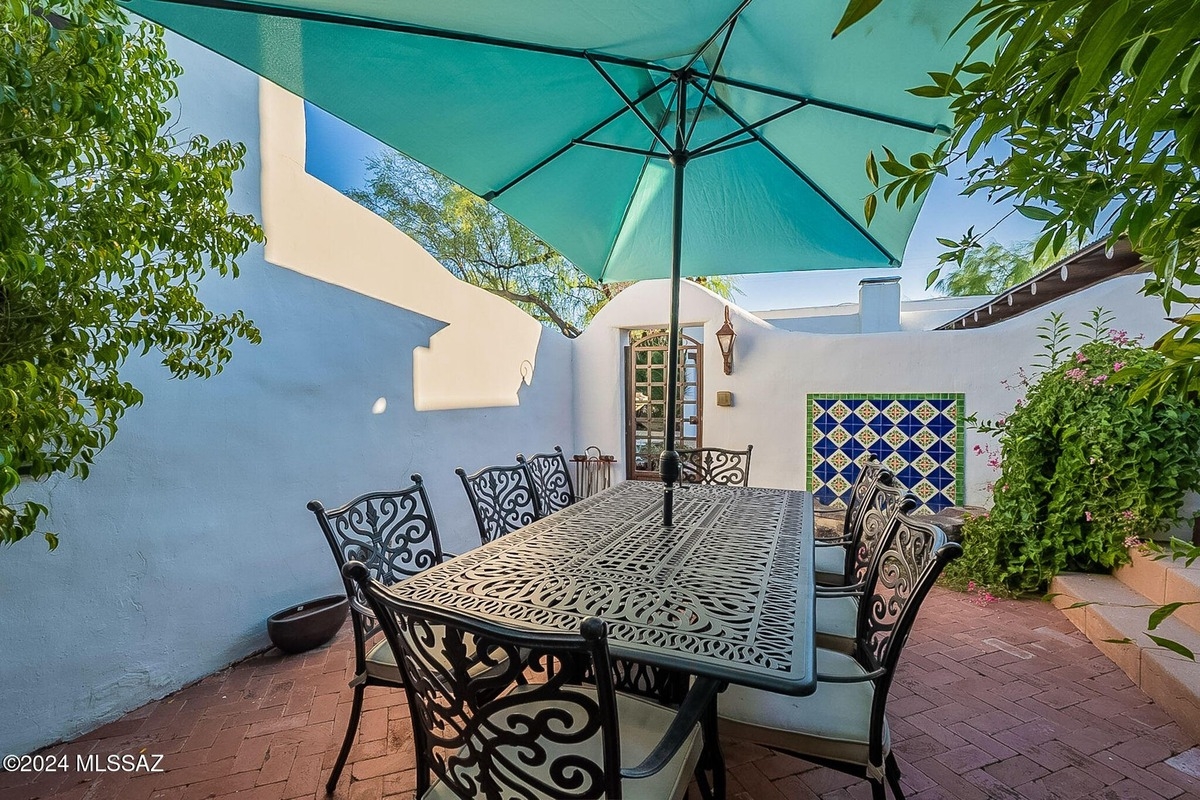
[859,276,901,333]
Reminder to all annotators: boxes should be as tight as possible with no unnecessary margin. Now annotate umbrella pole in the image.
[661,72,688,526]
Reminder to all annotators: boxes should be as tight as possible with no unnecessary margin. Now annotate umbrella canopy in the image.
[124,0,976,520]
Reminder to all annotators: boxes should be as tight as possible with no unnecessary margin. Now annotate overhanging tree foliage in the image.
[1,1,263,548]
[933,239,1058,297]
[849,0,1200,400]
[347,152,734,337]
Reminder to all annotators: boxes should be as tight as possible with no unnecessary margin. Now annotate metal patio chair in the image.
[307,474,448,794]
[814,458,901,587]
[455,462,542,545]
[719,510,962,800]
[344,561,719,800]
[517,445,576,514]
[677,445,754,486]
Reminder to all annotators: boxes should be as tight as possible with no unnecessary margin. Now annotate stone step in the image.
[1115,547,1200,632]
[1050,571,1200,745]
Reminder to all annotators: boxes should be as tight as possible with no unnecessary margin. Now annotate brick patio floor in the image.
[4,588,1200,800]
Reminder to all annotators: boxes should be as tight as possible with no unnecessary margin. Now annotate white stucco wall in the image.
[0,37,574,756]
[576,274,1174,506]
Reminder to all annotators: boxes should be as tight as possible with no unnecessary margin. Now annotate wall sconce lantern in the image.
[716,305,737,375]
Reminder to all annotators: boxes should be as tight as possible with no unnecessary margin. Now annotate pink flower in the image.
[1112,361,1125,371]
[1122,510,1135,520]
[973,444,982,454]
[987,456,1001,468]
[1075,352,1088,363]
[1091,375,1107,385]
[1085,511,1093,522]
[996,416,1007,426]
[1065,368,1087,381]
[1110,330,1129,345]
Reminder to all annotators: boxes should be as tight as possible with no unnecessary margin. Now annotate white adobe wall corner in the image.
[257,81,544,411]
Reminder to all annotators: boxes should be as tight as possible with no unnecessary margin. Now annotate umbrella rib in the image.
[684,18,738,148]
[693,137,756,158]
[690,99,808,158]
[693,71,945,135]
[595,82,680,279]
[681,0,758,75]
[574,140,669,159]
[484,77,671,201]
[586,55,673,153]
[142,0,673,74]
[694,79,900,265]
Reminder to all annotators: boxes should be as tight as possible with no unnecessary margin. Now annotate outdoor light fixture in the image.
[716,305,737,375]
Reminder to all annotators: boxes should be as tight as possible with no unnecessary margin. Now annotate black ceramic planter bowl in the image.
[266,594,349,654]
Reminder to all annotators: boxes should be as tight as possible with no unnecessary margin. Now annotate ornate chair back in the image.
[853,503,962,768]
[306,474,446,792]
[841,479,908,587]
[677,445,754,487]
[456,463,542,545]
[345,561,624,800]
[517,445,576,514]
[308,473,446,646]
[840,456,890,541]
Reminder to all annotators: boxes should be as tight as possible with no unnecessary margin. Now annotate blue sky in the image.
[305,103,1045,310]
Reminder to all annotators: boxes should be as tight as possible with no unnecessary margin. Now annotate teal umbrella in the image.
[124,0,973,521]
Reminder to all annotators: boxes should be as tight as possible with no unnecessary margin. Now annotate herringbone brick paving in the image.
[3,588,1199,799]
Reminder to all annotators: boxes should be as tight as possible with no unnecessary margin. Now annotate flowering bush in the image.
[951,314,1200,594]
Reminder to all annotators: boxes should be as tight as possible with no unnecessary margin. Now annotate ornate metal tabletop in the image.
[391,480,816,695]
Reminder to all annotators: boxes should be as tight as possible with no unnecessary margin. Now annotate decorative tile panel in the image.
[807,393,965,513]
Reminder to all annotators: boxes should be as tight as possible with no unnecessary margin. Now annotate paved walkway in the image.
[3,588,1199,800]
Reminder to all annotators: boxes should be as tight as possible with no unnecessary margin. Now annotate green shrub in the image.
[949,313,1200,594]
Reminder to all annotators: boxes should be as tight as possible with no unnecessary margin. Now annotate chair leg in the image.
[885,753,906,800]
[326,682,366,794]
[870,779,886,800]
[697,696,726,800]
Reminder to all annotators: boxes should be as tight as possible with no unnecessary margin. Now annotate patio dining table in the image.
[388,479,817,696]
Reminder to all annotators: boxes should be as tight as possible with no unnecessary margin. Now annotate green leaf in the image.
[865,152,879,186]
[864,192,877,225]
[1147,634,1196,661]
[831,0,884,38]
[1148,601,1195,630]
[1016,205,1057,221]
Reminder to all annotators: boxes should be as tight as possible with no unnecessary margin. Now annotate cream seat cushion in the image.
[364,638,402,683]
[364,632,517,686]
[814,594,858,654]
[814,543,848,585]
[423,686,704,800]
[718,648,889,769]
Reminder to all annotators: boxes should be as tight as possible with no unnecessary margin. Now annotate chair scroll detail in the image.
[343,561,715,800]
[456,462,542,545]
[517,445,576,514]
[307,474,448,794]
[676,445,753,487]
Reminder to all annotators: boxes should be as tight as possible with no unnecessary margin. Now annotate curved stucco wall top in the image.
[259,82,544,411]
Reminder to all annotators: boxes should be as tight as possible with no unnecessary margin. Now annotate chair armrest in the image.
[621,676,721,780]
[815,538,851,548]
[440,552,459,561]
[815,585,863,597]
[816,666,885,683]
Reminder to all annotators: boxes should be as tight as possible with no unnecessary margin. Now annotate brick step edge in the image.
[1050,572,1200,745]
[1115,547,1200,631]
